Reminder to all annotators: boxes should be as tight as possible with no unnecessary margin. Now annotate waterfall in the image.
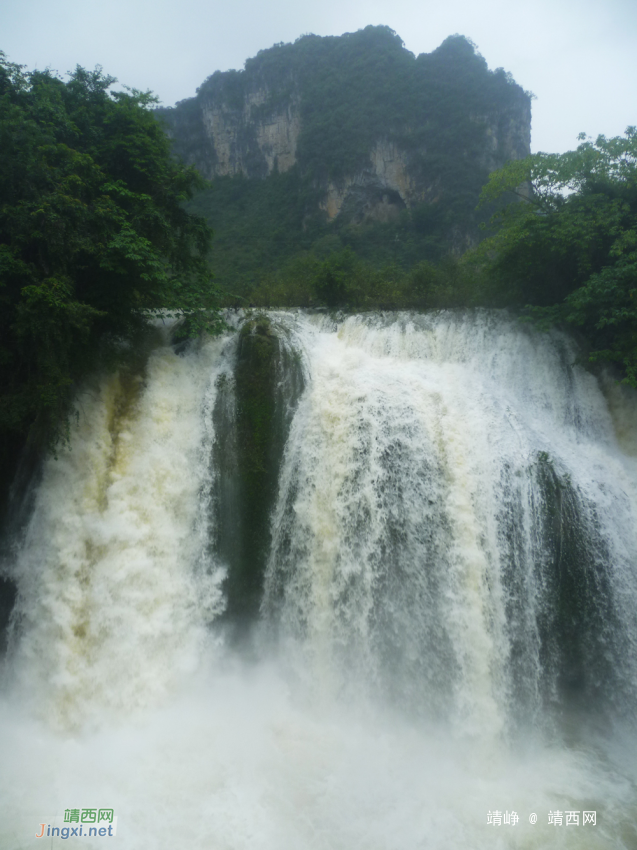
[1,310,636,849]
[263,312,637,736]
[3,333,229,727]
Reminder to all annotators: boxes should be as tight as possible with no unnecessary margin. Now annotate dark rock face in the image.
[0,576,16,655]
[212,317,305,641]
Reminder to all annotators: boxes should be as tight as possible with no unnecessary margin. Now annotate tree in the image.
[476,128,637,385]
[0,55,222,464]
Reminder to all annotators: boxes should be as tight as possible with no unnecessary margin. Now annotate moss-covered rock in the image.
[0,575,16,655]
[213,315,305,639]
[221,316,281,630]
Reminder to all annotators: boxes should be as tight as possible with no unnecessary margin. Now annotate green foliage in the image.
[187,167,323,295]
[187,165,479,297]
[249,247,486,311]
[477,128,637,384]
[0,54,221,458]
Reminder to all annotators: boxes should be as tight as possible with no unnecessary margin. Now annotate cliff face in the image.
[318,106,531,224]
[158,28,531,230]
[194,79,302,179]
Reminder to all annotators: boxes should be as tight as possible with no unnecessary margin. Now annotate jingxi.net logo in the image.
[36,809,117,839]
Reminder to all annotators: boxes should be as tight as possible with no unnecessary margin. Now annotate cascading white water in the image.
[264,312,637,738]
[1,310,636,849]
[4,334,229,728]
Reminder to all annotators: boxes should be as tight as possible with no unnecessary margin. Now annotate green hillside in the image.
[158,26,531,299]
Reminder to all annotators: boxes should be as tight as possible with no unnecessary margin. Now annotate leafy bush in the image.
[0,55,221,467]
[476,128,637,384]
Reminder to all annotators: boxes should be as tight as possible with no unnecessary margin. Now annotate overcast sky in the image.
[1,0,635,155]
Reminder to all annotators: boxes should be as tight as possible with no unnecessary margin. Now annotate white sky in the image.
[1,0,635,155]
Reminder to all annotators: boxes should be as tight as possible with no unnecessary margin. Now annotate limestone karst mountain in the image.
[157,26,531,292]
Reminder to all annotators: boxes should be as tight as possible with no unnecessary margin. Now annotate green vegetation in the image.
[247,248,482,310]
[162,26,530,296]
[477,128,637,386]
[187,168,321,296]
[0,55,221,483]
[186,166,487,299]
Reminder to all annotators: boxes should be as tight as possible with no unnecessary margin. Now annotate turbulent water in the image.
[1,310,637,849]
